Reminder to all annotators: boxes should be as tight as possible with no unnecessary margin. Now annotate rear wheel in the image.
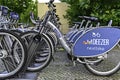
[84,43,120,76]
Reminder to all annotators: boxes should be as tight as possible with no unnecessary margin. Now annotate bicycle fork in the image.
[22,34,42,72]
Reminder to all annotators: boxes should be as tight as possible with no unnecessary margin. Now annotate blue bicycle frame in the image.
[47,21,120,58]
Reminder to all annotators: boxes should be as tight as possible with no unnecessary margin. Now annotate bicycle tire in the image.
[0,29,27,79]
[10,29,23,35]
[84,43,120,76]
[20,31,54,71]
[47,32,58,47]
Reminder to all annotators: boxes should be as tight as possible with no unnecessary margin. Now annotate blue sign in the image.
[73,27,120,57]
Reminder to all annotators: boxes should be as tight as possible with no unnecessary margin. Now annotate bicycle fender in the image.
[73,27,120,57]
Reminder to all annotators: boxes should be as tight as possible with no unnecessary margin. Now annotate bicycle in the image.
[0,5,55,73]
[0,6,28,79]
[35,0,120,76]
[17,6,58,71]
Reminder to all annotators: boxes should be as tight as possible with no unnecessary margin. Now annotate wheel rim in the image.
[28,37,51,70]
[21,32,52,71]
[85,43,120,75]
[0,32,25,78]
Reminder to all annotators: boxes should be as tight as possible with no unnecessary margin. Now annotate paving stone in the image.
[37,50,120,80]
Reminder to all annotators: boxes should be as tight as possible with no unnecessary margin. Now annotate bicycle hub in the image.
[0,50,8,59]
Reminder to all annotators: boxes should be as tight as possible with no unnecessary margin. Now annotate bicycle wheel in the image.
[47,32,58,48]
[0,29,27,79]
[20,31,54,71]
[10,29,23,35]
[48,32,58,45]
[84,43,120,76]
[20,31,39,47]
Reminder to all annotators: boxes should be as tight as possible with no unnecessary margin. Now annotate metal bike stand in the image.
[5,72,38,80]
[6,37,40,80]
[4,36,41,80]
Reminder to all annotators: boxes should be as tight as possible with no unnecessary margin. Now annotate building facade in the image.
[38,2,69,34]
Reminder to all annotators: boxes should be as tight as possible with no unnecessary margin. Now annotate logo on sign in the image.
[83,32,109,46]
[92,32,101,37]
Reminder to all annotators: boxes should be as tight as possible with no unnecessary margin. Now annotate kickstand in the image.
[73,61,76,67]
[52,55,55,62]
[72,57,76,67]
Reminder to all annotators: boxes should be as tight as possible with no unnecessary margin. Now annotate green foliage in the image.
[61,0,120,26]
[0,0,38,23]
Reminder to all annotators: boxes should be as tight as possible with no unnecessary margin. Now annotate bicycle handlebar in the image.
[30,12,41,25]
[30,15,39,25]
[50,0,54,3]
[46,0,56,12]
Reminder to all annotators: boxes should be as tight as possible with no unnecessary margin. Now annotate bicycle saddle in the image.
[73,22,81,25]
[10,12,19,20]
[0,6,9,16]
[79,16,99,22]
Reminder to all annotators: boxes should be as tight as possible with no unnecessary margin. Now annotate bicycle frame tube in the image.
[47,21,71,53]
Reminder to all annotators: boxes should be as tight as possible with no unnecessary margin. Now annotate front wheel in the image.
[84,43,120,76]
[20,31,54,71]
[0,29,27,79]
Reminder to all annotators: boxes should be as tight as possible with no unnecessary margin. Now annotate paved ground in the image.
[37,50,120,80]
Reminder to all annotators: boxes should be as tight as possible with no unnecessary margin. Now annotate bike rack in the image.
[5,41,39,80]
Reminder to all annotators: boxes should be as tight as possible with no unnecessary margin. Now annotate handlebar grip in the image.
[30,12,34,19]
[53,4,56,7]
[58,22,62,25]
[55,15,58,17]
[53,9,56,12]
[50,0,54,3]
[78,16,85,19]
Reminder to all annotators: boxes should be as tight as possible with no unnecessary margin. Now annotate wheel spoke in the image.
[0,30,26,78]
[85,43,120,76]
